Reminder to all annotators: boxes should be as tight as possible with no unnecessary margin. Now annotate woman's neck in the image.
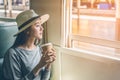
[19,38,36,50]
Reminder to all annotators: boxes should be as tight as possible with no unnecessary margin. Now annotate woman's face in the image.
[29,18,44,39]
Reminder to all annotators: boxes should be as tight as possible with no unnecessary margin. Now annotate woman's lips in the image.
[40,33,43,35]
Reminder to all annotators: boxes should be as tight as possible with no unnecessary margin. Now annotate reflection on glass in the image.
[71,0,120,54]
[0,0,30,18]
[72,0,116,41]
[72,0,115,10]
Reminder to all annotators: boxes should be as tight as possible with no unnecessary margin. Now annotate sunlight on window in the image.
[65,0,120,54]
[0,0,30,18]
[73,0,115,9]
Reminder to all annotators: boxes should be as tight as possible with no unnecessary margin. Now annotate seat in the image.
[0,21,17,79]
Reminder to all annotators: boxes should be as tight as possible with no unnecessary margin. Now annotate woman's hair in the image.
[12,26,31,47]
[12,25,42,48]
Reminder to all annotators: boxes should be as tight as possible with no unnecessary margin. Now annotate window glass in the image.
[0,0,30,18]
[72,0,115,9]
[65,0,120,54]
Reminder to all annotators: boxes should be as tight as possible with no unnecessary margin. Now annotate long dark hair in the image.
[12,27,31,48]
[12,26,42,48]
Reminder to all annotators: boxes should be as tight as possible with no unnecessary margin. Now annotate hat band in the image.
[18,16,40,30]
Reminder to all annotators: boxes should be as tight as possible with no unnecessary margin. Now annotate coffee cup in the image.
[40,43,53,53]
[40,43,54,62]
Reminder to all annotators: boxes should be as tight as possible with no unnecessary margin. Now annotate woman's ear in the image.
[27,31,30,35]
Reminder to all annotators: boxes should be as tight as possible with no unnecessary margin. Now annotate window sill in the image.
[61,47,120,63]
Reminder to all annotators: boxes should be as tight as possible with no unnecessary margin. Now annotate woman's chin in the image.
[38,36,43,39]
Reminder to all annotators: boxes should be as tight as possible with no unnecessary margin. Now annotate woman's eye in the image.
[36,25,41,27]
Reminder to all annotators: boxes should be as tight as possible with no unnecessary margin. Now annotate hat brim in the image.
[14,14,49,36]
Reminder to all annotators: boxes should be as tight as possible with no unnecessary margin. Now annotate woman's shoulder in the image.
[7,47,16,53]
[5,47,18,57]
[3,47,21,64]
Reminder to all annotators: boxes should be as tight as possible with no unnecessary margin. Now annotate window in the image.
[64,0,120,55]
[0,0,30,18]
[73,0,115,9]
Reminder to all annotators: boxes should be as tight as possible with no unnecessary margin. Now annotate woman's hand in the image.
[46,48,56,63]
[32,48,56,76]
[44,48,56,70]
[38,48,56,68]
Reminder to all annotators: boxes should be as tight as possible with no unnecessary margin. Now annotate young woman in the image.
[2,9,56,80]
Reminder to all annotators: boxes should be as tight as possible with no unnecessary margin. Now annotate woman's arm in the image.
[40,49,56,80]
[2,48,36,80]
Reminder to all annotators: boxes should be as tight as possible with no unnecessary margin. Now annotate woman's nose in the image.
[40,26,44,31]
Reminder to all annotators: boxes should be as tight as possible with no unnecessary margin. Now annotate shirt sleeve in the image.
[39,47,51,80]
[41,68,51,80]
[2,48,35,80]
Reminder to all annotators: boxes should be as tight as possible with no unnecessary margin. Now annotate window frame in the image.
[63,0,120,55]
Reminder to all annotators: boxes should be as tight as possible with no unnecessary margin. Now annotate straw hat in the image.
[14,9,49,36]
